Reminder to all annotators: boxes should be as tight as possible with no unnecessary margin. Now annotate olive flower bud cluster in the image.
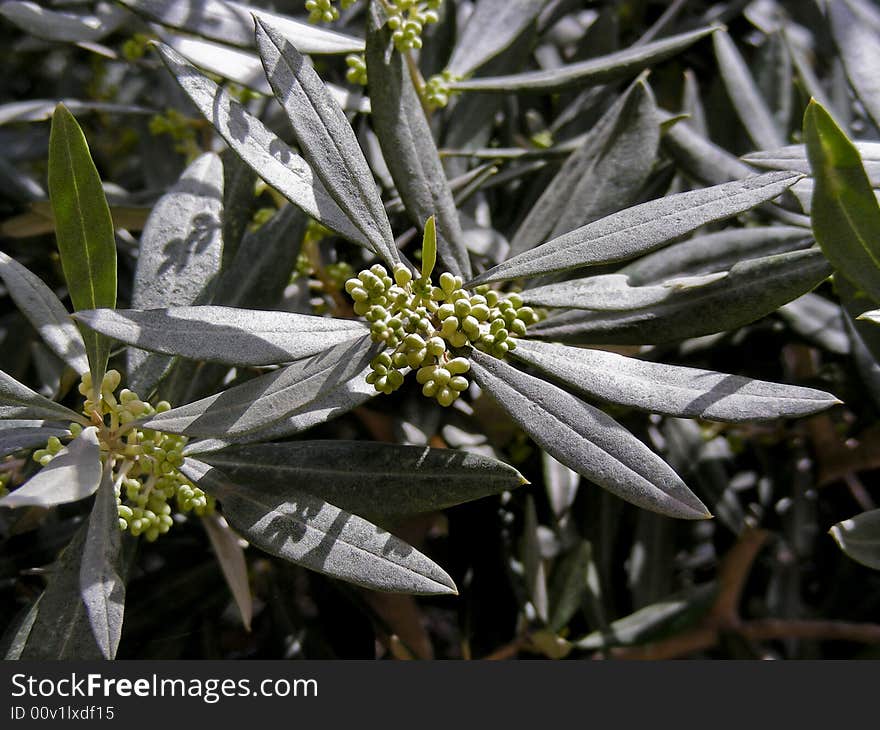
[425,69,460,109]
[305,0,356,24]
[345,263,538,406]
[345,54,368,86]
[33,370,214,541]
[385,0,443,51]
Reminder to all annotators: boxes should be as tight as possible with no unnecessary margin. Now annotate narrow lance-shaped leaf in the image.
[195,440,527,525]
[202,514,253,631]
[449,26,718,93]
[0,427,101,509]
[510,339,840,423]
[743,142,880,184]
[0,252,88,374]
[117,0,364,53]
[75,306,369,366]
[0,369,85,423]
[255,19,399,268]
[154,43,369,249]
[446,0,545,78]
[0,1,126,43]
[17,525,105,659]
[830,508,880,570]
[509,77,661,256]
[143,336,378,438]
[0,426,71,460]
[468,171,802,285]
[526,248,831,345]
[213,204,306,309]
[180,460,458,595]
[129,151,225,394]
[618,226,814,285]
[366,3,471,279]
[468,350,710,520]
[79,463,125,659]
[828,0,880,132]
[713,29,785,150]
[804,100,880,303]
[160,33,371,113]
[48,104,116,390]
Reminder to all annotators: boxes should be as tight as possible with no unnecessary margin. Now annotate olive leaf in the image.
[194,440,526,525]
[468,350,710,520]
[467,171,803,285]
[0,427,101,509]
[75,306,369,367]
[48,104,117,388]
[510,339,840,423]
[181,459,458,595]
[255,18,400,267]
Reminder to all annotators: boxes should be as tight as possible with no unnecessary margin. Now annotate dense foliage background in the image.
[1,0,880,659]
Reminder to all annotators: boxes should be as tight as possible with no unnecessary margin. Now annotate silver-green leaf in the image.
[180,460,458,595]
[510,339,840,423]
[194,440,527,524]
[468,350,710,520]
[0,252,88,374]
[128,151,225,393]
[0,427,101,508]
[79,463,125,659]
[467,171,802,285]
[255,18,398,267]
[75,306,369,366]
[154,43,369,248]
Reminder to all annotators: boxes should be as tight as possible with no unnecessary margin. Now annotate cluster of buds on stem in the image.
[305,0,357,24]
[386,0,443,51]
[345,217,539,406]
[33,370,214,541]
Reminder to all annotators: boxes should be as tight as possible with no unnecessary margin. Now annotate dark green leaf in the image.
[214,204,306,309]
[467,171,802,285]
[48,104,116,388]
[256,19,399,267]
[468,350,710,519]
[804,100,880,303]
[510,339,839,422]
[180,460,458,595]
[574,584,716,650]
[76,306,369,366]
